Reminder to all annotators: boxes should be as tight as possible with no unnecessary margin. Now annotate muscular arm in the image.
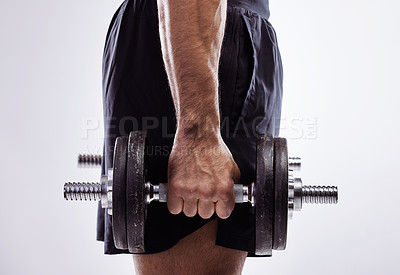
[157,0,240,219]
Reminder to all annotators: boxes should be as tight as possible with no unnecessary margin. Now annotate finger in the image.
[167,192,184,215]
[183,198,198,217]
[215,197,235,219]
[198,200,215,219]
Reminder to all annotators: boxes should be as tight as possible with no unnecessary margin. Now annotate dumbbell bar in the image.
[78,154,302,171]
[65,131,338,256]
[77,154,102,167]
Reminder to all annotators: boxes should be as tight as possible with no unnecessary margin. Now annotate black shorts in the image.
[97,0,283,257]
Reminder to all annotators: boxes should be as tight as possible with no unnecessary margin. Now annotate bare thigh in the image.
[133,219,247,275]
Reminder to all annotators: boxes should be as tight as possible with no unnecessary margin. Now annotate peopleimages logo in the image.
[81,115,319,141]
[279,116,318,140]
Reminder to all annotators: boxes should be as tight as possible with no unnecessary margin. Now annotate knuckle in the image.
[170,180,199,198]
[216,182,233,200]
[182,187,198,199]
[169,180,187,195]
[198,187,213,200]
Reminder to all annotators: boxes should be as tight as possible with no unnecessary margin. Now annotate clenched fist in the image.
[167,132,240,219]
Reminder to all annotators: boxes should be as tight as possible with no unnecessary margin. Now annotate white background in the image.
[0,0,399,274]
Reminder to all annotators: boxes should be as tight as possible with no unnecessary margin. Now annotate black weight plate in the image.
[112,136,129,250]
[255,134,274,256]
[126,131,147,253]
[273,138,288,250]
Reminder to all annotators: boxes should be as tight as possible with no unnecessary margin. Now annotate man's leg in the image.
[133,220,247,275]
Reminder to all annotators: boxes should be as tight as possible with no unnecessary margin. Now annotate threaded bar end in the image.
[64,182,102,201]
[302,186,338,204]
[288,157,301,171]
[78,154,102,167]
[288,157,301,165]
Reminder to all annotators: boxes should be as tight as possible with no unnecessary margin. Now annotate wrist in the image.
[176,116,221,144]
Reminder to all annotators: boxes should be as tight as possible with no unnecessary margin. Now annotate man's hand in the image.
[167,132,241,219]
[157,0,233,218]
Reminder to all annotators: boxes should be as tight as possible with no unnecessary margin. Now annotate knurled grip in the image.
[152,183,252,204]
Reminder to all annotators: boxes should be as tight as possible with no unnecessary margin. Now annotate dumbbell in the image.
[64,131,338,256]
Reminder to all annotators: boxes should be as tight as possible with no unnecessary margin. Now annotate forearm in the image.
[157,0,227,138]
